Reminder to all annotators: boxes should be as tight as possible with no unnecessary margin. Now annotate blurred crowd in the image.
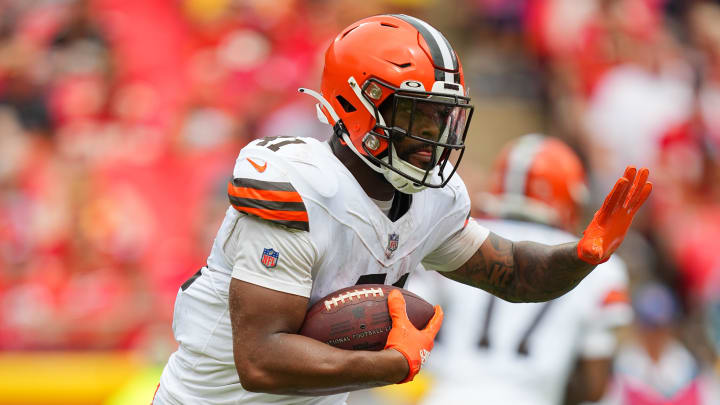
[0,0,349,351]
[1,0,720,403]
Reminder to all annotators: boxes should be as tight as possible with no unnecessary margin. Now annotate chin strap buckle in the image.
[333,120,347,139]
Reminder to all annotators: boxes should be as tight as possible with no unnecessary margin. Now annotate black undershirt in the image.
[388,191,412,222]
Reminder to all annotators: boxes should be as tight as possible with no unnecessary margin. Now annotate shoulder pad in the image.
[227,136,339,232]
[228,138,314,231]
[228,177,309,232]
[443,169,472,212]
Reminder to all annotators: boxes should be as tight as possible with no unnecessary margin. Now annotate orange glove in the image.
[578,166,652,265]
[384,289,443,384]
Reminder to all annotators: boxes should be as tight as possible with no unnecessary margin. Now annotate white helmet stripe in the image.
[504,134,545,196]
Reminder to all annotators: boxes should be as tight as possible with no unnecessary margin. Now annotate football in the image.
[299,284,435,351]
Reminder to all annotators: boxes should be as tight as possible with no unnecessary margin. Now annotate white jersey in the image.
[154,136,488,405]
[408,219,632,405]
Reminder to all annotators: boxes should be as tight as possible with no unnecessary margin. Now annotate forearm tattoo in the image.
[443,233,596,303]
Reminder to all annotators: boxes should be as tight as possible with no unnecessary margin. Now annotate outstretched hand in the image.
[384,290,443,384]
[578,166,652,265]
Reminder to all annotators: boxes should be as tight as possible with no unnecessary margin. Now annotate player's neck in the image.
[328,136,395,201]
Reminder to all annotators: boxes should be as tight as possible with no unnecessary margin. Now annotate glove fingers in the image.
[623,166,637,183]
[631,182,653,213]
[598,177,630,224]
[615,166,636,212]
[387,289,408,324]
[422,305,444,339]
[625,167,649,210]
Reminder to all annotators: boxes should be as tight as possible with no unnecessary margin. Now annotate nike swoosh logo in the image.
[247,158,267,173]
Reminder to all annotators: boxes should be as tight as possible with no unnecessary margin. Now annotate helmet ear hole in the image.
[336,95,357,113]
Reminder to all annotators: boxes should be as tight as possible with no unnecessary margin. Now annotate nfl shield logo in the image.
[385,233,399,258]
[261,248,279,268]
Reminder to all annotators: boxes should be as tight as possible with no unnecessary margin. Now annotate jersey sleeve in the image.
[227,148,310,231]
[421,219,490,272]
[230,215,317,298]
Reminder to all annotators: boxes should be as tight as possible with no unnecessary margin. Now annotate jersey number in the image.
[355,273,409,289]
[478,297,553,356]
[257,136,306,151]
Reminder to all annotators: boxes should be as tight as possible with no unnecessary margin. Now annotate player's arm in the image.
[227,215,440,394]
[229,279,409,395]
[445,166,651,303]
[443,235,590,302]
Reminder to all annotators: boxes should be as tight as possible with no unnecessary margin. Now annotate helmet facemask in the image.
[359,78,474,193]
[302,15,474,194]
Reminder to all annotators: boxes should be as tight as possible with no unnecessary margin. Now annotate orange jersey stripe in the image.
[232,205,309,222]
[228,184,304,203]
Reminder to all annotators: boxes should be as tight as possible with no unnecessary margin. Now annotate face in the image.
[380,97,456,170]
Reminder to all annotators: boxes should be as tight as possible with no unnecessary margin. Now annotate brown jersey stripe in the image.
[229,195,307,212]
[234,209,309,231]
[232,177,296,192]
[272,219,310,231]
[231,205,310,231]
[228,178,310,231]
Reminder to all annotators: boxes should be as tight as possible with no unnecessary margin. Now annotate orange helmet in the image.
[483,134,589,232]
[299,15,473,193]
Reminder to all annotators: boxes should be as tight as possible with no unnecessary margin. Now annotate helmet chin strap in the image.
[385,122,451,194]
[384,148,433,194]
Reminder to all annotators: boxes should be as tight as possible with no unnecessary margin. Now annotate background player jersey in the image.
[408,219,632,405]
[156,136,486,405]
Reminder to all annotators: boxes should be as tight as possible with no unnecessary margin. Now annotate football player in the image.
[153,15,651,405]
[409,134,633,405]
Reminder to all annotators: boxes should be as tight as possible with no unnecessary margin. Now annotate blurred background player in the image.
[602,283,720,405]
[407,134,633,405]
